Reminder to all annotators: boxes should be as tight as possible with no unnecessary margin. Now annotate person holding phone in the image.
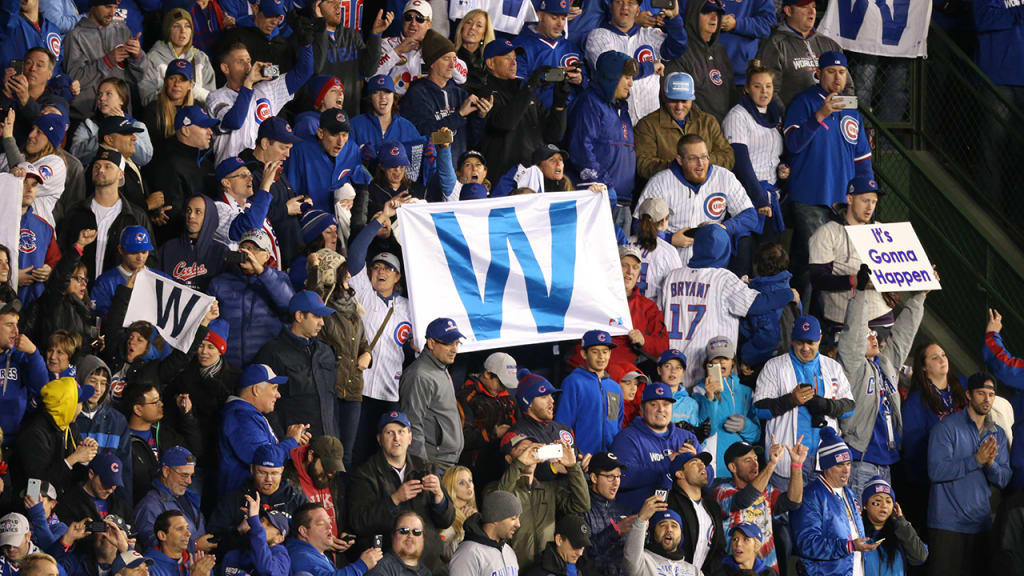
[221,492,291,576]
[694,336,760,474]
[858,477,928,576]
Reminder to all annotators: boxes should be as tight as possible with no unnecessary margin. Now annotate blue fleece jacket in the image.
[286,137,365,213]
[694,373,760,476]
[927,408,1010,533]
[609,417,700,512]
[219,396,300,496]
[792,476,865,576]
[134,481,207,553]
[284,538,368,576]
[0,345,47,444]
[973,0,1024,86]
[555,366,624,455]
[0,0,64,76]
[716,0,776,83]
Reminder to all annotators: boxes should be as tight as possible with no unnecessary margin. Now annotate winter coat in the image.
[53,481,132,524]
[286,138,365,213]
[217,25,297,74]
[861,516,929,576]
[58,192,154,281]
[127,413,203,507]
[738,271,791,368]
[219,397,300,496]
[144,138,216,234]
[208,267,295,368]
[448,514,519,576]
[791,477,865,576]
[0,344,47,445]
[400,76,486,169]
[139,42,216,106]
[13,398,81,492]
[164,359,238,475]
[312,26,383,119]
[256,327,338,440]
[974,0,1024,86]
[312,283,370,402]
[715,0,775,84]
[285,538,368,576]
[693,373,761,475]
[634,106,734,179]
[209,479,309,552]
[74,354,134,501]
[398,348,464,467]
[221,516,291,576]
[610,418,701,512]
[158,195,227,291]
[581,490,631,576]
[134,480,207,552]
[568,287,669,371]
[19,242,97,352]
[524,541,596,576]
[91,266,170,317]
[456,374,516,481]
[63,18,147,119]
[69,117,153,169]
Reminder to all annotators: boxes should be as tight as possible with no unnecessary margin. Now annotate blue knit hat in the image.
[300,204,338,244]
[861,475,894,505]
[817,427,851,470]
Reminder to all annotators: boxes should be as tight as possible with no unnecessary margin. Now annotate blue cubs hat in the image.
[90,453,124,488]
[425,317,464,343]
[581,329,616,349]
[517,372,560,411]
[161,446,196,467]
[216,156,247,181]
[847,176,884,196]
[537,0,570,14]
[664,72,696,101]
[671,451,713,475]
[378,141,410,169]
[818,50,848,70]
[791,315,822,342]
[366,74,396,94]
[483,39,524,60]
[378,410,411,431]
[257,0,287,17]
[642,381,674,403]
[252,443,286,468]
[289,290,335,317]
[258,116,302,144]
[119,225,153,253]
[731,522,762,541]
[262,510,290,537]
[460,182,488,200]
[239,364,288,390]
[165,59,194,81]
[658,348,687,367]
[110,551,153,575]
[174,105,218,131]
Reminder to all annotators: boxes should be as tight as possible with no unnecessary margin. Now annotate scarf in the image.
[199,357,223,380]
[738,93,783,130]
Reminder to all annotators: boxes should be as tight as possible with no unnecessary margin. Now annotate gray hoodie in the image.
[666,0,734,122]
[449,515,519,576]
[624,519,702,576]
[754,24,851,106]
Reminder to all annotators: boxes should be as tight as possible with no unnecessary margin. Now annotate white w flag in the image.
[0,174,22,292]
[818,0,932,58]
[123,269,216,351]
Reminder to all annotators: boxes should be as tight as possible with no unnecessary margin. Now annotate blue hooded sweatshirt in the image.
[740,270,793,367]
[568,50,636,203]
[609,416,701,512]
[0,344,48,444]
[555,366,624,456]
[218,396,300,496]
[158,195,226,292]
[973,0,1024,86]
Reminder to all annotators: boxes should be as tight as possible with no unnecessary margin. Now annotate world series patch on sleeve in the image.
[844,222,942,292]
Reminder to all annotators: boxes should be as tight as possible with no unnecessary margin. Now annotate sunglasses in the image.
[396,527,423,536]
[403,13,427,23]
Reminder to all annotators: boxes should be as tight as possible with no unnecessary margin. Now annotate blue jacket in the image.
[898,389,954,488]
[581,490,630,576]
[134,480,207,553]
[75,355,134,502]
[145,547,190,576]
[982,330,1024,489]
[400,77,485,170]
[716,0,776,83]
[670,386,700,426]
[694,373,760,475]
[18,206,60,306]
[208,267,295,368]
[792,477,865,576]
[783,85,873,207]
[973,0,1024,86]
[927,408,1010,533]
[554,366,624,455]
[0,0,64,76]
[219,396,300,496]
[26,501,68,549]
[284,538,368,576]
[568,51,636,203]
[349,115,438,191]
[92,266,171,317]
[609,417,700,512]
[513,25,588,109]
[221,516,291,576]
[740,271,792,367]
[285,138,364,213]
[0,345,48,444]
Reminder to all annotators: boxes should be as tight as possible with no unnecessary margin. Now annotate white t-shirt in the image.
[91,199,123,278]
[690,497,713,570]
[830,484,863,576]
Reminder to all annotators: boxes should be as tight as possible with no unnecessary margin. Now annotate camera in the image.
[224,251,246,265]
[87,520,109,533]
[543,67,567,83]
[262,64,280,78]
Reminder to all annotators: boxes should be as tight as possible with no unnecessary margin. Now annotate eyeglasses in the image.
[228,172,253,180]
[396,527,423,536]
[684,154,711,164]
[70,275,88,283]
[141,398,164,406]
[403,12,427,23]
[597,472,623,481]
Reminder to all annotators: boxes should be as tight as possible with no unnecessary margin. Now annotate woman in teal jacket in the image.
[694,336,760,475]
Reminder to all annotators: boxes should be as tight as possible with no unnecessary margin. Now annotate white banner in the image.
[123,269,216,351]
[845,222,941,292]
[818,0,932,58]
[399,191,633,352]
[0,174,21,292]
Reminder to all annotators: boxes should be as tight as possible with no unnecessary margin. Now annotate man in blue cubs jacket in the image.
[17,162,59,307]
[513,0,587,110]
[0,303,47,446]
[792,426,878,576]
[91,225,169,317]
[286,109,365,213]
[555,329,624,455]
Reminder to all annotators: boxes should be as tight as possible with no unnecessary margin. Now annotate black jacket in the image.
[54,482,133,523]
[255,327,338,439]
[312,26,382,119]
[144,138,215,239]
[127,415,203,507]
[476,73,567,180]
[347,451,455,575]
[20,240,98,348]
[58,193,154,282]
[13,411,82,493]
[239,148,304,264]
[524,541,596,576]
[162,358,237,470]
[219,26,297,73]
[208,478,310,552]
[667,485,726,576]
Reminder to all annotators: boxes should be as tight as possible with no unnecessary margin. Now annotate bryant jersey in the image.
[659,266,758,388]
[350,270,412,402]
[627,234,682,304]
[376,37,468,95]
[634,164,754,265]
[585,23,676,124]
[449,0,537,34]
[208,74,294,164]
[722,104,783,184]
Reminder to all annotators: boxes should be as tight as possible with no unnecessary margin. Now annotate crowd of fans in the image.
[0,0,1019,575]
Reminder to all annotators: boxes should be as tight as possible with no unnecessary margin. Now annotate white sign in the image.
[845,222,941,292]
[0,174,21,292]
[123,269,216,351]
[818,0,932,58]
[399,191,633,352]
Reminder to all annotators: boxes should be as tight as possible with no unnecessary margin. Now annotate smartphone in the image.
[536,443,563,461]
[10,60,23,76]
[650,0,674,8]
[373,534,383,548]
[263,64,280,78]
[654,489,668,502]
[832,95,859,110]
[708,363,723,387]
[431,130,453,146]
[799,383,813,390]
[26,478,40,501]
[866,537,886,545]
[224,251,246,265]
[87,520,109,533]
[543,67,566,83]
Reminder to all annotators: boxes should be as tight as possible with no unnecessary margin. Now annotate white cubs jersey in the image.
[659,265,758,388]
[350,269,412,402]
[722,104,783,184]
[449,0,537,35]
[627,235,682,304]
[634,164,754,265]
[585,25,667,124]
[0,153,66,228]
[208,74,294,164]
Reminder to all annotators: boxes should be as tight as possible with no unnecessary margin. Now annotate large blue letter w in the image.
[431,201,577,341]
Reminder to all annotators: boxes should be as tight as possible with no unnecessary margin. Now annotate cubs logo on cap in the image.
[582,329,617,349]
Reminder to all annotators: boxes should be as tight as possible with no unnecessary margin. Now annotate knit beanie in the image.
[204,318,229,355]
[481,490,522,524]
[308,75,344,108]
[300,204,338,245]
[817,426,851,470]
[421,29,456,70]
[861,475,894,505]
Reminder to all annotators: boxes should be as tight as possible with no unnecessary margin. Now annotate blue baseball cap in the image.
[581,329,616,350]
[664,72,695,101]
[516,372,560,411]
[670,451,712,474]
[257,0,287,17]
[483,39,524,60]
[165,58,194,81]
[701,0,725,13]
[378,141,410,169]
[90,453,124,488]
[263,510,290,537]
[731,522,762,541]
[216,156,247,181]
[161,446,196,467]
[289,290,336,317]
[425,317,464,343]
[257,116,303,145]
[818,50,848,70]
[239,364,288,390]
[791,315,822,342]
[847,176,884,196]
[460,182,488,200]
[537,0,570,13]
[641,381,674,403]
[366,74,396,94]
[378,410,411,431]
[119,225,153,253]
[252,444,286,468]
[174,105,218,131]
[110,551,153,575]
[652,509,683,528]
[658,348,687,367]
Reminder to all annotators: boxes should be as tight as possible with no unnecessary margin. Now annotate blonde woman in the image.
[440,465,477,561]
[139,9,216,105]
[140,58,196,143]
[454,9,494,94]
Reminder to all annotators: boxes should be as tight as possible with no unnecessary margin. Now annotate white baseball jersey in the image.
[626,234,681,304]
[449,0,537,35]
[633,164,754,265]
[0,153,66,228]
[208,74,294,164]
[659,266,758,389]
[376,37,468,96]
[722,104,783,184]
[350,269,412,402]
[809,220,892,325]
[585,26,667,124]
